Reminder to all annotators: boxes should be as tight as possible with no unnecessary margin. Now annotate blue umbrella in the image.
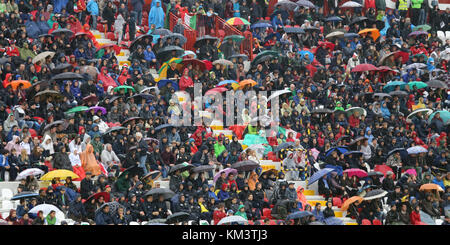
[344,32,359,39]
[284,27,305,34]
[325,146,349,157]
[407,146,428,155]
[217,80,238,86]
[419,211,436,225]
[11,192,39,200]
[264,32,281,42]
[298,50,314,62]
[325,16,343,22]
[325,164,343,176]
[154,124,174,131]
[382,81,407,93]
[287,211,315,220]
[323,217,344,225]
[251,23,273,29]
[271,10,289,20]
[157,79,179,91]
[308,168,336,186]
[344,151,364,157]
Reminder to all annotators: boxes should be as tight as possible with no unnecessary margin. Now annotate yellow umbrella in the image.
[40,169,79,181]
[358,28,380,41]
[156,57,182,81]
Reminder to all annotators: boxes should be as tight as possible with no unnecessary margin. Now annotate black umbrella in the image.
[274,142,296,153]
[108,95,124,104]
[118,165,142,178]
[368,171,384,177]
[387,148,406,156]
[350,16,368,25]
[156,45,184,60]
[231,160,260,171]
[144,137,159,145]
[194,35,220,48]
[311,108,333,114]
[143,188,175,200]
[363,189,388,200]
[191,165,215,173]
[251,54,275,66]
[122,117,144,125]
[427,80,448,89]
[43,120,66,132]
[95,202,124,216]
[129,34,154,52]
[372,93,391,99]
[129,93,154,101]
[168,162,194,175]
[154,124,174,131]
[336,135,351,144]
[147,218,167,224]
[349,137,367,145]
[50,72,85,82]
[52,63,73,74]
[152,28,172,36]
[34,90,64,101]
[51,28,74,37]
[103,126,127,135]
[228,54,248,61]
[166,212,190,224]
[389,91,408,97]
[304,26,320,32]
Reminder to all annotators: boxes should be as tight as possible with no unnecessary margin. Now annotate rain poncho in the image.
[25,20,40,39]
[40,135,55,155]
[148,0,165,29]
[98,67,118,91]
[53,0,68,13]
[80,143,102,176]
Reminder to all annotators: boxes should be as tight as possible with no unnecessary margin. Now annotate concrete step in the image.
[97,38,116,45]
[345,222,358,225]
[304,189,315,196]
[305,195,325,201]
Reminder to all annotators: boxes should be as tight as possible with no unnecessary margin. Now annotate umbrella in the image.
[50,72,85,81]
[129,34,154,52]
[407,146,428,155]
[326,31,345,39]
[304,26,320,32]
[387,148,406,157]
[182,58,206,71]
[205,87,228,96]
[325,16,342,22]
[419,183,444,192]
[308,168,336,186]
[156,45,184,60]
[268,89,291,101]
[114,85,136,93]
[344,32,359,39]
[217,80,238,87]
[212,59,233,66]
[296,0,315,8]
[231,161,259,172]
[351,63,378,72]
[274,142,296,153]
[228,54,248,62]
[311,108,333,114]
[95,202,124,216]
[341,196,364,211]
[341,1,363,7]
[363,189,388,200]
[413,24,431,31]
[143,188,176,199]
[121,117,144,125]
[251,50,279,66]
[376,66,399,73]
[32,51,55,64]
[51,28,74,37]
[344,151,364,157]
[408,81,428,89]
[157,79,179,91]
[251,22,273,29]
[274,0,299,10]
[141,170,161,181]
[251,54,275,66]
[217,215,248,225]
[323,217,344,225]
[373,93,391,99]
[408,31,428,37]
[358,28,380,41]
[65,106,90,114]
[374,165,395,179]
[419,211,436,225]
[34,89,64,101]
[166,212,191,224]
[88,106,107,115]
[309,221,324,225]
[194,35,220,48]
[405,169,417,177]
[226,17,250,26]
[404,63,427,70]
[223,35,245,44]
[427,110,450,125]
[325,146,349,157]
[161,33,187,45]
[152,28,172,36]
[286,211,315,220]
[6,80,31,90]
[238,79,257,89]
[191,165,215,173]
[11,192,39,201]
[427,80,448,89]
[367,171,384,177]
[214,168,238,183]
[345,107,367,116]
[52,63,74,74]
[41,169,79,181]
[284,27,305,34]
[168,162,194,175]
[16,168,45,180]
[85,192,111,203]
[388,90,408,97]
[154,123,174,131]
[383,81,407,93]
[83,94,100,104]
[43,120,66,132]
[406,108,433,120]
[130,93,155,102]
[29,204,65,221]
[147,218,168,224]
[350,16,369,25]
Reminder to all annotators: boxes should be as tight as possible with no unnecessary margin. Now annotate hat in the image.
[93,116,100,121]
[85,171,92,175]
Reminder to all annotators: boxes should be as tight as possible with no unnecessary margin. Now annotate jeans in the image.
[91,15,97,30]
[132,11,142,27]
[419,9,427,25]
[160,165,168,178]
[139,155,148,175]
[18,120,40,131]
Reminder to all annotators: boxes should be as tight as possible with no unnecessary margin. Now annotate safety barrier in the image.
[169,12,197,51]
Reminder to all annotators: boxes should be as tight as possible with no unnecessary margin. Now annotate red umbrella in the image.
[98,43,121,55]
[82,95,99,104]
[351,63,378,72]
[318,41,335,51]
[205,87,228,96]
[182,58,206,71]
[377,66,398,73]
[83,192,111,203]
[374,165,395,180]
[343,168,368,178]
[394,51,409,64]
[305,64,318,76]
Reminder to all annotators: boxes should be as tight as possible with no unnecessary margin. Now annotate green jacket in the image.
[214,143,226,158]
[0,3,6,12]
[411,0,423,8]
[45,214,56,225]
[18,47,36,61]
[234,204,248,220]
[91,140,104,155]
[116,176,130,193]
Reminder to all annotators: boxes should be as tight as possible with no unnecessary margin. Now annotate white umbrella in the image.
[16,168,45,180]
[243,144,266,159]
[217,215,248,225]
[29,204,65,223]
[406,108,433,120]
[341,1,363,7]
[32,51,55,64]
[326,31,345,39]
[267,89,291,101]
[345,107,367,117]
[141,86,160,95]
[363,189,388,201]
[407,146,428,155]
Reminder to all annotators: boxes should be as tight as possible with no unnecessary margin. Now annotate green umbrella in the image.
[428,110,450,125]
[408,81,428,89]
[114,85,135,93]
[65,106,89,114]
[413,24,431,32]
[382,81,407,93]
[223,35,245,44]
[413,53,428,62]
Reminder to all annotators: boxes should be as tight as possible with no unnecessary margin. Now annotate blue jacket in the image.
[87,0,99,16]
[217,190,230,201]
[53,0,69,13]
[95,211,114,225]
[144,46,156,61]
[0,154,9,167]
[380,102,391,118]
[272,16,283,29]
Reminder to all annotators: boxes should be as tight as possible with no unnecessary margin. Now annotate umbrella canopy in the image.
[274,0,298,10]
[212,59,233,66]
[407,146,428,155]
[296,0,316,8]
[341,196,364,211]
[268,89,291,101]
[372,93,391,99]
[238,79,257,89]
[325,146,349,157]
[156,45,184,60]
[141,170,161,181]
[129,34,154,52]
[383,81,407,92]
[217,215,248,225]
[182,58,206,71]
[367,171,384,177]
[287,211,315,220]
[166,212,191,224]
[404,63,427,70]
[387,148,406,157]
[274,142,296,153]
[152,28,172,36]
[154,123,174,131]
[408,81,428,89]
[50,72,85,81]
[350,16,369,25]
[41,169,79,181]
[34,89,64,101]
[363,189,388,200]
[324,217,344,225]
[251,50,279,66]
[427,80,448,89]
[16,168,45,180]
[194,35,220,48]
[103,126,127,135]
[345,107,367,116]
[88,106,107,115]
[251,22,273,29]
[374,165,395,179]
[43,120,66,132]
[343,168,368,178]
[226,17,250,26]
[51,28,73,37]
[191,165,215,173]
[413,24,431,31]
[29,204,65,222]
[114,85,136,93]
[11,192,40,201]
[32,51,55,64]
[341,1,362,7]
[325,16,342,22]
[143,188,176,199]
[388,90,408,97]
[408,31,428,37]
[308,168,336,186]
[85,192,111,203]
[217,80,238,87]
[284,27,305,34]
[65,106,90,114]
[231,160,259,171]
[358,28,380,41]
[52,63,74,74]
[6,80,31,91]
[311,108,333,114]
[122,117,144,125]
[228,54,249,61]
[161,33,187,45]
[344,32,359,39]
[223,35,245,44]
[214,168,238,183]
[95,202,124,216]
[168,162,194,175]
[406,108,433,120]
[419,183,444,192]
[325,31,345,39]
[205,87,228,96]
[427,110,450,125]
[351,63,378,72]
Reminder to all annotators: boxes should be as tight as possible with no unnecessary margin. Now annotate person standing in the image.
[131,0,144,26]
[397,0,409,18]
[136,132,149,175]
[86,0,99,30]
[411,0,423,25]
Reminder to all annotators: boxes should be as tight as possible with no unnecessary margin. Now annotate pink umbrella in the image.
[214,168,238,183]
[344,168,368,178]
[351,63,378,72]
[205,87,228,96]
[405,169,417,176]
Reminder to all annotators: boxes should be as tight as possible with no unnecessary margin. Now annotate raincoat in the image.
[148,0,165,29]
[80,144,102,176]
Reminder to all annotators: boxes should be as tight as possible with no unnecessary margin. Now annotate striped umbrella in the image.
[226,17,250,26]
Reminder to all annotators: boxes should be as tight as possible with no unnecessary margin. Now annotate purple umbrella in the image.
[89,106,107,115]
[214,168,238,183]
[408,31,428,37]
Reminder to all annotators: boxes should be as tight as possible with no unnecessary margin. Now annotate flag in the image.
[184,13,197,30]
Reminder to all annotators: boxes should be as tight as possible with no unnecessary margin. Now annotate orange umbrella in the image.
[419,183,444,192]
[7,80,32,90]
[341,196,364,211]
[238,79,257,89]
[358,28,380,41]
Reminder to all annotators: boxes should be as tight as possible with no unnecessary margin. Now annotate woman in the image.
[80,142,102,176]
[323,201,335,219]
[32,210,45,225]
[5,135,22,156]
[40,135,54,158]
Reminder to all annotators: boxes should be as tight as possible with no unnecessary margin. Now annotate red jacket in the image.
[410,211,421,225]
[213,209,227,225]
[348,114,360,128]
